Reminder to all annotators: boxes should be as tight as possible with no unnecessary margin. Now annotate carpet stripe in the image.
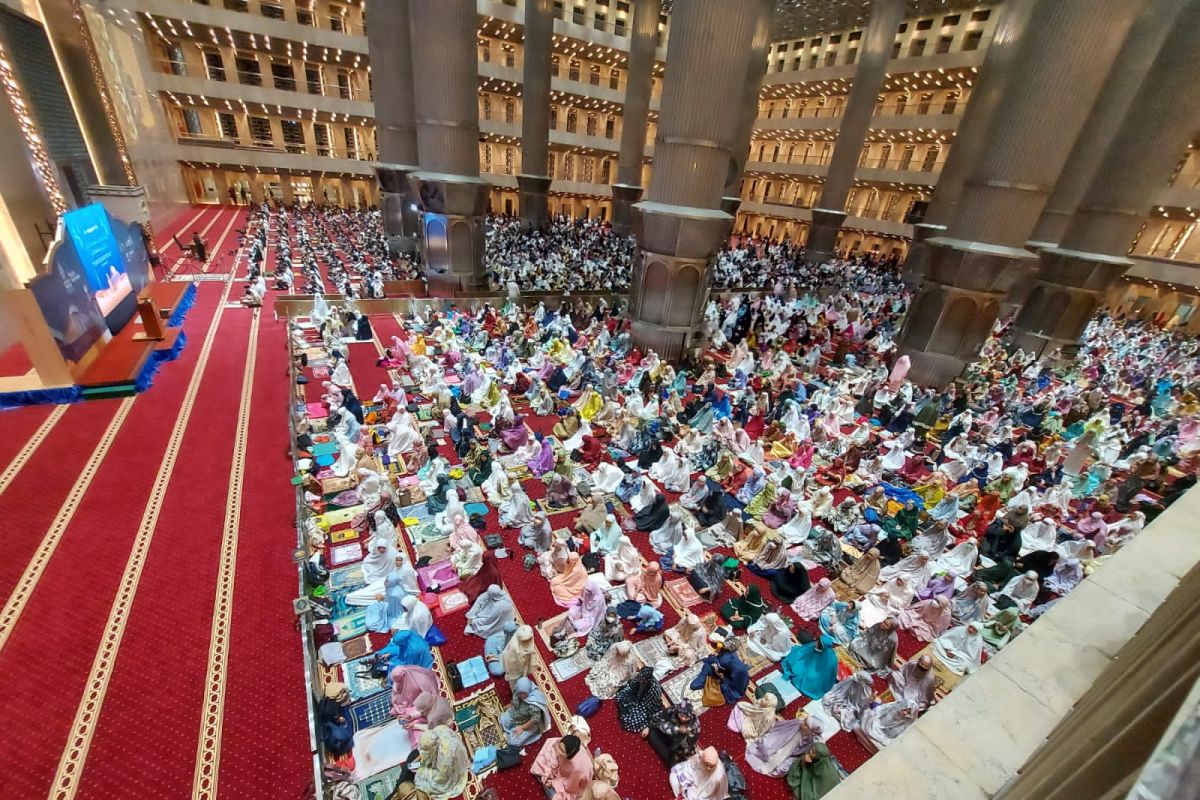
[0,397,135,652]
[157,207,209,254]
[48,228,244,800]
[191,308,259,799]
[167,208,235,279]
[0,404,68,496]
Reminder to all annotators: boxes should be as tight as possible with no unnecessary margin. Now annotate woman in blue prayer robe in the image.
[780,633,839,699]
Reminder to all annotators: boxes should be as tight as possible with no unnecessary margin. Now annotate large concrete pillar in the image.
[721,0,773,217]
[896,0,1149,387]
[518,0,554,231]
[407,0,490,293]
[905,0,1038,283]
[1029,0,1188,247]
[628,0,763,360]
[804,0,904,264]
[611,0,662,235]
[1013,1,1200,356]
[367,0,421,255]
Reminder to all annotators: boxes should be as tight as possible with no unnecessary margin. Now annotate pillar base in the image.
[517,174,552,232]
[897,236,1038,387]
[1011,246,1131,356]
[720,196,743,217]
[804,208,847,264]
[408,172,491,293]
[902,222,946,286]
[377,164,421,256]
[611,183,643,236]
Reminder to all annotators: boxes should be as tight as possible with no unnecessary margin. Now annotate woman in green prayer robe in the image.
[786,741,842,799]
[882,499,920,540]
[720,585,767,632]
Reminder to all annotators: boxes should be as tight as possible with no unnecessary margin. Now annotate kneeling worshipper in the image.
[785,741,842,800]
[591,513,624,555]
[729,692,779,741]
[669,747,728,800]
[586,640,643,699]
[840,547,882,595]
[501,625,538,689]
[781,632,839,699]
[459,550,503,606]
[746,716,825,777]
[414,726,470,800]
[859,575,915,628]
[603,535,643,583]
[389,665,441,719]
[791,577,836,621]
[818,600,861,647]
[690,646,751,707]
[567,581,609,636]
[484,622,518,677]
[520,510,554,552]
[665,613,712,666]
[719,584,767,632]
[823,670,876,732]
[365,573,411,633]
[634,491,671,531]
[382,630,434,671]
[585,609,625,661]
[649,511,686,555]
[464,585,515,638]
[626,561,664,608]
[982,607,1026,651]
[896,595,953,643]
[451,538,484,579]
[500,677,552,746]
[996,570,1042,613]
[614,666,665,734]
[532,734,594,800]
[745,612,793,663]
[856,698,919,753]
[647,699,702,767]
[849,617,899,674]
[768,556,813,604]
[889,654,938,711]
[932,622,985,675]
[405,692,452,735]
[551,553,590,607]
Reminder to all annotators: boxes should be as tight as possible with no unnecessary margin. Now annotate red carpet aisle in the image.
[0,206,305,800]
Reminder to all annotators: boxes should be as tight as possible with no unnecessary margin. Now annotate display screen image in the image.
[63,204,132,317]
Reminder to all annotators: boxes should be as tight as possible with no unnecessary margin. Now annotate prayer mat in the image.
[463,486,485,503]
[698,522,736,550]
[320,506,364,528]
[800,699,840,743]
[312,441,340,457]
[662,663,707,715]
[755,669,803,709]
[537,497,586,517]
[344,654,390,701]
[341,635,372,660]
[398,503,433,522]
[334,612,368,641]
[535,612,572,649]
[550,647,593,682]
[464,502,490,517]
[605,585,629,605]
[351,721,415,781]
[326,490,363,510]
[321,475,355,494]
[356,765,404,800]
[330,542,363,566]
[665,578,704,608]
[632,635,682,674]
[437,590,469,616]
[831,579,861,603]
[306,402,329,419]
[739,641,775,678]
[417,560,459,592]
[348,692,394,732]
[416,537,453,563]
[405,521,445,547]
[329,565,365,591]
[331,527,359,544]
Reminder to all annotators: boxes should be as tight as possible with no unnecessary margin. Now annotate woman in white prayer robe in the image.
[879,553,933,589]
[996,571,1041,613]
[1019,517,1058,555]
[931,623,983,675]
[934,540,978,577]
[856,698,918,752]
[649,512,685,555]
[745,613,792,663]
[591,461,626,494]
[604,536,642,583]
[859,576,915,629]
[650,448,692,493]
[482,461,513,505]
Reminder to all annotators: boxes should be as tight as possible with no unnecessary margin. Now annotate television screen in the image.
[63,204,132,317]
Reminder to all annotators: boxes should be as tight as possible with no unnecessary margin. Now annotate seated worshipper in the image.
[499,482,536,528]
[935,540,979,578]
[693,485,729,528]
[818,600,862,647]
[932,622,984,675]
[574,493,609,535]
[584,754,621,800]
[779,502,815,545]
[785,742,842,800]
[626,561,664,608]
[520,510,554,552]
[389,665,442,719]
[414,726,470,800]
[896,595,953,643]
[665,613,712,666]
[554,409,582,442]
[551,553,590,607]
[651,447,693,493]
[910,519,952,558]
[822,670,876,732]
[448,511,483,553]
[586,640,643,699]
[500,677,552,747]
[316,683,354,757]
[733,519,777,562]
[649,511,686,555]
[995,570,1041,613]
[1045,557,1084,594]
[720,585,767,632]
[803,526,843,573]
[458,549,503,606]
[405,691,452,734]
[975,557,1018,594]
[365,572,411,634]
[879,551,933,589]
[781,632,840,698]
[889,654,937,711]
[482,461,514,506]
[746,612,793,663]
[531,734,593,800]
[791,577,836,622]
[464,585,515,639]
[562,579,608,636]
[745,716,825,778]
[451,538,484,579]
[528,434,557,477]
[855,698,919,753]
[687,552,729,602]
[614,666,666,735]
[849,617,899,674]
[840,546,882,595]
[842,513,883,552]
[604,536,643,583]
[950,581,992,625]
[585,608,625,661]
[634,491,671,532]
[539,529,574,580]
[669,747,728,800]
[381,629,434,672]
[729,692,780,741]
[484,622,518,677]
[546,472,582,510]
[859,576,915,628]
[768,555,813,604]
[501,625,539,689]
[590,512,624,555]
[389,595,434,639]
[644,698,701,768]
[982,607,1026,650]
[690,646,751,707]
[763,488,798,530]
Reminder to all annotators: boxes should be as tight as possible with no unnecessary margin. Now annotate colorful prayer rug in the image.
[665,578,703,608]
[452,685,506,777]
[348,692,394,732]
[343,654,389,701]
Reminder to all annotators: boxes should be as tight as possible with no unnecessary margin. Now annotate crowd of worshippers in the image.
[484,213,637,293]
[298,259,1198,799]
[237,204,420,300]
[712,238,904,292]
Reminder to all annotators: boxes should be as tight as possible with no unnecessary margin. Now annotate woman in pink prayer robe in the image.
[531,734,593,800]
[896,595,952,642]
[886,355,911,391]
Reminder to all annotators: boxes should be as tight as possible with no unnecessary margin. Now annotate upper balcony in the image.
[172,133,376,175]
[151,68,374,119]
[128,0,368,54]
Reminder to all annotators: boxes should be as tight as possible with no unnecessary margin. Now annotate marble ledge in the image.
[827,726,989,800]
[1036,578,1150,658]
[986,620,1112,717]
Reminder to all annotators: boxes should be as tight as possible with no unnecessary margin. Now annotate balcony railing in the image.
[760,105,844,120]
[873,99,963,117]
[750,154,833,167]
[857,156,944,173]
[175,132,373,161]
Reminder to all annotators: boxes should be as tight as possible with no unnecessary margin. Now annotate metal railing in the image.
[750,153,834,167]
[175,132,373,161]
[760,105,844,120]
[873,100,963,117]
[858,156,944,173]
